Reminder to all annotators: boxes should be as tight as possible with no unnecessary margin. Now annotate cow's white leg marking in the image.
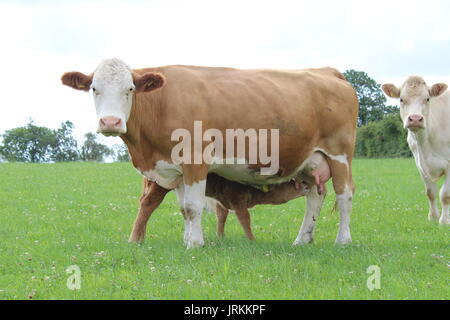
[335,185,353,245]
[183,180,206,249]
[423,179,440,221]
[294,185,326,245]
[439,174,450,225]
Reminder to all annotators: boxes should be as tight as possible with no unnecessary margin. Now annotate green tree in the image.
[51,121,80,162]
[112,143,130,162]
[0,120,57,162]
[355,114,411,158]
[344,69,398,127]
[80,132,113,162]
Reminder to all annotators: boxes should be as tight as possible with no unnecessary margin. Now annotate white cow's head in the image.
[61,58,165,136]
[382,77,447,132]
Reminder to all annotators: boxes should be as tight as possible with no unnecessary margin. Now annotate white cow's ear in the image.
[61,72,93,91]
[381,84,400,99]
[430,83,448,97]
[133,72,166,93]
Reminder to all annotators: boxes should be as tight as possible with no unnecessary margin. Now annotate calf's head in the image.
[61,58,165,136]
[382,77,447,132]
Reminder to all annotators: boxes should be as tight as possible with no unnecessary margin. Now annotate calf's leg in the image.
[235,207,255,240]
[129,180,170,243]
[215,203,229,238]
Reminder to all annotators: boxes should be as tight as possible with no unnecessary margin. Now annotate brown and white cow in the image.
[382,77,449,225]
[62,58,358,248]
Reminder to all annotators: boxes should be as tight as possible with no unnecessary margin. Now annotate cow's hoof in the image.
[428,213,440,221]
[439,216,449,225]
[128,235,144,244]
[186,238,205,249]
[335,234,352,246]
[293,235,313,246]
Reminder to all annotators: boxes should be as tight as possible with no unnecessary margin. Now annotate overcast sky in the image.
[1,0,450,146]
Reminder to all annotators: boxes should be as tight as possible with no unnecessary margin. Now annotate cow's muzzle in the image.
[405,114,425,131]
[98,116,126,136]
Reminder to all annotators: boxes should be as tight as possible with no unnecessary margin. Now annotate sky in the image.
[1,0,450,146]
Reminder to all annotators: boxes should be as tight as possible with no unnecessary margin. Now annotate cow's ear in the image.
[381,84,400,99]
[429,83,447,97]
[133,72,166,93]
[61,72,93,91]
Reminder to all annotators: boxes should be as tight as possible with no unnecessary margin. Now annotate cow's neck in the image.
[410,128,430,152]
[121,92,163,171]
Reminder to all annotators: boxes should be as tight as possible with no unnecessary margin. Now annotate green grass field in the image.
[0,159,448,300]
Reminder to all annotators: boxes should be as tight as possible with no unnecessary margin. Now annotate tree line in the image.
[0,69,412,163]
[342,70,411,158]
[0,120,130,163]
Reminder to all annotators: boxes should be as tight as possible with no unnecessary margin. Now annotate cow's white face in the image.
[61,58,166,136]
[382,77,447,132]
[91,59,135,136]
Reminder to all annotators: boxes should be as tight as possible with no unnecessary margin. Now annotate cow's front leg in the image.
[293,185,326,245]
[182,165,208,249]
[423,178,440,221]
[439,174,450,225]
[175,185,190,244]
[129,180,170,243]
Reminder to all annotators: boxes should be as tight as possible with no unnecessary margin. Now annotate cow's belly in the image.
[141,161,183,190]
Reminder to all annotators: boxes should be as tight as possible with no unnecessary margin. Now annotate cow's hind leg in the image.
[129,180,170,243]
[329,157,354,245]
[294,185,326,245]
[439,174,450,225]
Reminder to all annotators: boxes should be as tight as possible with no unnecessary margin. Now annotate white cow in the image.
[382,76,449,225]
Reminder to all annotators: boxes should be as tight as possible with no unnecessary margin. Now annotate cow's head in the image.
[61,58,165,136]
[382,77,447,132]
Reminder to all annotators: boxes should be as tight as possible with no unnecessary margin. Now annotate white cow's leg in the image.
[294,185,326,245]
[335,185,353,245]
[439,174,450,225]
[183,180,206,249]
[175,185,190,244]
[423,179,440,221]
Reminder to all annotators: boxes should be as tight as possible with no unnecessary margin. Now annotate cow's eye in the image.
[92,87,96,92]
[129,88,133,92]
[426,98,430,103]
[400,98,404,103]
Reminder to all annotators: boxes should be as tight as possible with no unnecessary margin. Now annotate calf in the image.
[382,76,449,225]
[129,152,331,242]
